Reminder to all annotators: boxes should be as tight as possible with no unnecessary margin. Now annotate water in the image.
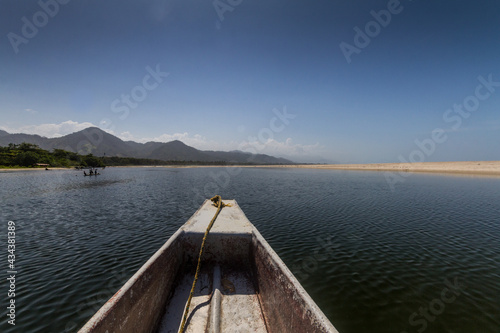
[1,167,499,333]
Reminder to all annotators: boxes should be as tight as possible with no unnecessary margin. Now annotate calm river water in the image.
[1,167,499,333]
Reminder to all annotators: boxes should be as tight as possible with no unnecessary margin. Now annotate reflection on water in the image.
[58,178,133,190]
[0,167,499,333]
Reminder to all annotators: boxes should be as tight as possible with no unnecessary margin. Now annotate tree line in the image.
[0,143,104,168]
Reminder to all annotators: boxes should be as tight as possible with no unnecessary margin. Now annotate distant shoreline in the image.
[2,161,500,177]
[265,161,500,177]
[141,161,500,177]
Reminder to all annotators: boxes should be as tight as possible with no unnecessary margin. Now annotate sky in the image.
[1,0,499,163]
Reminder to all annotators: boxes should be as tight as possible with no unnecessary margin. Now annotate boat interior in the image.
[78,200,337,333]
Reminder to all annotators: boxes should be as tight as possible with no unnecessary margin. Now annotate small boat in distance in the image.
[79,199,339,333]
[83,169,100,176]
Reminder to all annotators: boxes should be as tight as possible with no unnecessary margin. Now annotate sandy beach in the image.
[130,161,500,177]
[268,161,500,176]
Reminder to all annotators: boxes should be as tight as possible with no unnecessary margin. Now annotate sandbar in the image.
[265,161,500,177]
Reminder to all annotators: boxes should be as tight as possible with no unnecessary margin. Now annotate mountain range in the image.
[0,127,293,164]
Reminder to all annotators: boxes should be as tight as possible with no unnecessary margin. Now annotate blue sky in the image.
[1,0,499,163]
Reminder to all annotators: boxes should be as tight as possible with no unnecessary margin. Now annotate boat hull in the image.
[79,200,338,333]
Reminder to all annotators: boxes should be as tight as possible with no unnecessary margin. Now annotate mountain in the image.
[0,132,51,147]
[147,140,213,161]
[0,127,293,164]
[49,127,135,157]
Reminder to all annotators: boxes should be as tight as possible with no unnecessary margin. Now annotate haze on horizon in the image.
[1,0,499,163]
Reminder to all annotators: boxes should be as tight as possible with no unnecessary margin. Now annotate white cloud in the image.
[239,137,320,156]
[0,120,100,138]
[24,108,38,114]
[117,131,136,141]
[237,138,327,162]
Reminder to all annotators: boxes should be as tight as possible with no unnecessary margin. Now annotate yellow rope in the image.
[179,195,231,333]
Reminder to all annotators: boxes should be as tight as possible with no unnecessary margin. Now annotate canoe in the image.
[79,199,339,333]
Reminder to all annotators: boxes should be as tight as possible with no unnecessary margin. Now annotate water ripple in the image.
[0,168,499,332]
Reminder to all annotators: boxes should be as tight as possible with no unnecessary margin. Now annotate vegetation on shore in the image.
[0,143,105,168]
